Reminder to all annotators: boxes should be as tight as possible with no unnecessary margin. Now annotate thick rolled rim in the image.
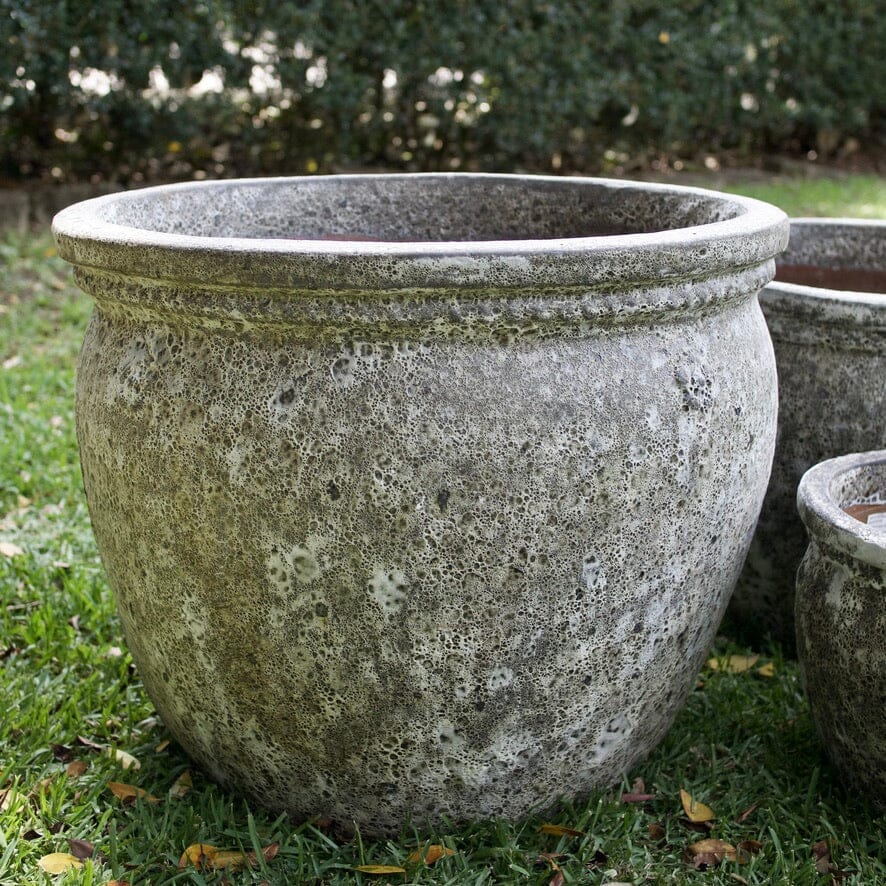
[797,450,886,571]
[52,173,788,291]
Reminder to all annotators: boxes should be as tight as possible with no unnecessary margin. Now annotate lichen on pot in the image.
[795,450,886,810]
[730,218,886,649]
[53,174,787,834]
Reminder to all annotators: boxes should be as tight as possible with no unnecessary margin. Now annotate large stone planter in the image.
[731,219,886,648]
[53,174,787,834]
[796,450,886,810]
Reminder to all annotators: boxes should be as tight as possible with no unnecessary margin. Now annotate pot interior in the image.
[97,176,744,242]
[830,460,886,517]
[775,264,886,293]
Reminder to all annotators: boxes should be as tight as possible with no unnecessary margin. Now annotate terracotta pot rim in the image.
[798,449,886,571]
[51,173,787,292]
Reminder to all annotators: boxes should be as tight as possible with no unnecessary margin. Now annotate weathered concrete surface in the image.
[796,450,886,810]
[731,219,886,649]
[54,174,787,833]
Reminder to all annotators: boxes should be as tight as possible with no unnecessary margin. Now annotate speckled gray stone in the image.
[53,174,787,834]
[796,450,886,810]
[731,219,886,649]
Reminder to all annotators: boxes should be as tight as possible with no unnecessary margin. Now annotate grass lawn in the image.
[1,174,884,884]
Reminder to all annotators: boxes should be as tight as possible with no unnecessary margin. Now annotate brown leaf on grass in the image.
[621,791,656,803]
[68,838,95,860]
[352,864,407,874]
[169,770,193,799]
[536,851,562,869]
[50,744,74,763]
[107,781,160,804]
[684,838,737,868]
[0,541,24,558]
[648,822,666,842]
[812,839,833,875]
[155,739,171,753]
[538,823,585,837]
[706,654,760,673]
[406,844,456,865]
[736,839,762,861]
[680,789,716,822]
[756,662,776,678]
[729,875,749,885]
[548,871,565,886]
[65,760,88,778]
[37,853,83,874]
[736,801,758,823]
[246,842,280,866]
[76,735,105,752]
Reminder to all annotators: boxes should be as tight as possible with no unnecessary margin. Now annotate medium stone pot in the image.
[796,450,886,810]
[730,219,886,648]
[53,174,787,834]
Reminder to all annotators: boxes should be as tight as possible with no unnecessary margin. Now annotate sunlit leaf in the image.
[38,853,84,873]
[179,843,220,868]
[537,823,585,837]
[353,864,407,874]
[406,844,456,865]
[706,654,759,673]
[756,662,776,678]
[109,748,141,770]
[680,789,716,822]
[107,781,160,803]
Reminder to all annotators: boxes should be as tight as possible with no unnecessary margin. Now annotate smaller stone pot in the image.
[796,449,886,810]
[731,218,886,648]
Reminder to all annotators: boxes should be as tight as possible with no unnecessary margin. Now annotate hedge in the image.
[1,0,883,182]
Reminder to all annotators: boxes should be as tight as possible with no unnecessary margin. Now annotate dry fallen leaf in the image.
[736,839,762,861]
[621,791,656,803]
[406,844,456,865]
[0,541,24,558]
[155,739,171,753]
[107,781,160,804]
[736,801,758,823]
[812,839,833,875]
[548,871,565,886]
[685,838,737,867]
[169,770,193,799]
[352,864,407,874]
[109,748,141,770]
[0,788,23,812]
[648,822,667,841]
[65,760,88,778]
[756,662,776,678]
[68,838,95,860]
[538,823,585,837]
[37,853,84,874]
[680,789,716,822]
[706,654,760,673]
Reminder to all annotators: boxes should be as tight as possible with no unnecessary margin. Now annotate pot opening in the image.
[828,459,886,530]
[97,176,747,243]
[844,502,886,528]
[775,263,886,293]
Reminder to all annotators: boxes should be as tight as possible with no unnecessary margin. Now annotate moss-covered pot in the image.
[731,219,886,648]
[53,174,787,834]
[796,450,886,809]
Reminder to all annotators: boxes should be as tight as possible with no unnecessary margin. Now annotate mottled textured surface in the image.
[796,451,886,811]
[731,219,886,649]
[53,175,787,834]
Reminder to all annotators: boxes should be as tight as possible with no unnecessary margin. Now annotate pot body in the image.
[796,451,886,810]
[731,219,886,649]
[55,175,786,833]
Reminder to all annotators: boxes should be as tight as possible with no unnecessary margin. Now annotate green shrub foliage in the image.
[1,0,882,181]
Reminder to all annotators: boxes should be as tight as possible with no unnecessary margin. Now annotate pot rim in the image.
[797,449,886,571]
[52,173,788,291]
